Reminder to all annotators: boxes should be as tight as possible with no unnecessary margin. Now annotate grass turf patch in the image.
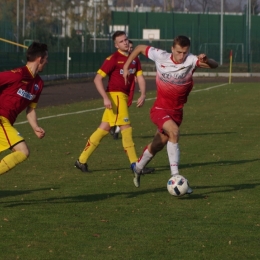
[1,82,260,259]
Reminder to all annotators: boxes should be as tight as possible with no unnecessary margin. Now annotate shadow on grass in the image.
[2,179,260,207]
[182,158,260,169]
[180,131,236,136]
[0,188,57,199]
[1,158,259,206]
[136,131,237,140]
[88,157,260,173]
[180,182,260,200]
[153,158,260,172]
[1,187,165,207]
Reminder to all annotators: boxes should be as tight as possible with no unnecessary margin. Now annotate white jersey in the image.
[146,46,199,110]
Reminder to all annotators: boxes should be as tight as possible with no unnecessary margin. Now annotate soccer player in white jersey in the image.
[123,35,218,191]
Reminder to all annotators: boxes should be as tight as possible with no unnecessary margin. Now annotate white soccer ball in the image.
[167,175,189,196]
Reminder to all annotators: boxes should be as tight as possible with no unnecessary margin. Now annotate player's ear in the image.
[39,57,45,64]
[36,56,42,64]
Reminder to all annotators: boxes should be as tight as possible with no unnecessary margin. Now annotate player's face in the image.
[38,52,48,72]
[114,35,129,52]
[171,44,189,64]
[128,43,133,53]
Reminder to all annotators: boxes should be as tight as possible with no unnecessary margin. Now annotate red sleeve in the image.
[0,70,21,87]
[99,54,116,75]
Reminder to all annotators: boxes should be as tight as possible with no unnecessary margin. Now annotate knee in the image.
[13,147,30,158]
[24,150,30,158]
[167,130,179,142]
[18,149,30,158]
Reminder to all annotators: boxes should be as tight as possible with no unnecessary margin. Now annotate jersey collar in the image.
[118,49,129,57]
[26,65,35,78]
[170,54,181,64]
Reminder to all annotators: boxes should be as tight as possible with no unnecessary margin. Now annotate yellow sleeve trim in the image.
[97,69,107,78]
[136,70,143,76]
[29,102,37,109]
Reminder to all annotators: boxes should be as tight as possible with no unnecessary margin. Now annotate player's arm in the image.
[26,106,45,139]
[123,45,148,84]
[197,54,218,69]
[136,74,146,108]
[93,73,112,109]
[0,71,19,86]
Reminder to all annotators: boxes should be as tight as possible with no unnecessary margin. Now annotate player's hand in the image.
[34,126,45,139]
[104,97,112,109]
[198,53,208,63]
[136,95,145,107]
[123,66,130,85]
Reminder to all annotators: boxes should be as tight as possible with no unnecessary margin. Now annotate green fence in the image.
[1,12,260,76]
[0,51,110,78]
[112,12,260,65]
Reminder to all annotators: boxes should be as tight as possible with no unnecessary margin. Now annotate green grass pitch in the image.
[0,82,260,259]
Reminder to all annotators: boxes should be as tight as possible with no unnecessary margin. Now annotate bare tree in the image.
[196,0,260,14]
[195,0,210,13]
[251,0,259,14]
[184,0,197,12]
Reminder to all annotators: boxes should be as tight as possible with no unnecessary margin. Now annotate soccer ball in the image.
[167,175,189,196]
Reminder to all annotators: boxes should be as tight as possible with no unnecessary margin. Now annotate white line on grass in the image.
[192,83,228,93]
[15,83,228,125]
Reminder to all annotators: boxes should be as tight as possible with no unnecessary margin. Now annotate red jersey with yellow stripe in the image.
[0,66,43,125]
[97,50,142,96]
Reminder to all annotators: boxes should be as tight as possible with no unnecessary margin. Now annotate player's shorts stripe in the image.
[115,95,119,124]
[0,120,12,147]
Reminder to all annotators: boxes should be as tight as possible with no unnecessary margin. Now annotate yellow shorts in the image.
[0,116,24,152]
[102,92,131,126]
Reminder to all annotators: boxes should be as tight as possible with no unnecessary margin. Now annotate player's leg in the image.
[131,131,166,187]
[119,109,155,172]
[163,118,192,194]
[110,125,120,139]
[135,107,170,172]
[75,121,109,172]
[0,119,28,175]
[109,125,116,135]
[132,107,180,187]
[109,93,121,140]
[136,131,168,171]
[120,124,138,163]
[162,119,180,176]
[113,126,120,139]
[0,145,29,175]
[75,93,120,172]
[112,92,139,164]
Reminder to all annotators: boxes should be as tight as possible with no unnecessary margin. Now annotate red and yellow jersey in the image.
[0,66,44,125]
[97,50,142,96]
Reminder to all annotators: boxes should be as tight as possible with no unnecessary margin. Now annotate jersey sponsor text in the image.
[17,88,36,100]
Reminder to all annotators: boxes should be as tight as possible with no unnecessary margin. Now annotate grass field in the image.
[1,82,260,260]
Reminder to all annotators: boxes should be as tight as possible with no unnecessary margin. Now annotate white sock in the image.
[136,146,153,170]
[115,126,120,133]
[167,141,180,176]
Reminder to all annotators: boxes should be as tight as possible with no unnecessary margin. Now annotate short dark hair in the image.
[172,35,190,48]
[112,31,126,41]
[129,40,133,44]
[26,42,48,62]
